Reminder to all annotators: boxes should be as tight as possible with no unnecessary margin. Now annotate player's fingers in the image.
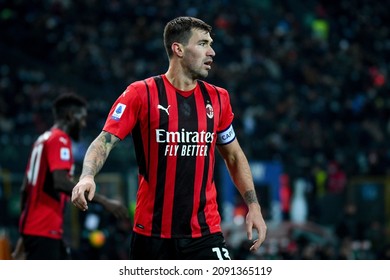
[246,220,253,241]
[72,187,88,210]
[259,229,266,244]
[73,199,85,210]
[71,187,79,203]
[87,187,95,201]
[79,195,88,210]
[249,239,260,251]
[258,223,267,244]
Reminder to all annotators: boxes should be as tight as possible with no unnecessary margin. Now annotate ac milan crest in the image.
[206,104,214,119]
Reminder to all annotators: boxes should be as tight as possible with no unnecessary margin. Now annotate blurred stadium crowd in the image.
[0,0,389,259]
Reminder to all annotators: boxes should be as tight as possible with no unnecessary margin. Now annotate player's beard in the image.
[182,55,210,80]
[188,65,209,80]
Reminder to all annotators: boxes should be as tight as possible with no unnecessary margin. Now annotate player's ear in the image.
[172,42,183,58]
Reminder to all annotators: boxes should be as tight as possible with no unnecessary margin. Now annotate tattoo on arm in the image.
[244,190,259,205]
[81,132,120,178]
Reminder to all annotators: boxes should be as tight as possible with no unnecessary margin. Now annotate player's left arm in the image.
[53,169,76,195]
[217,139,267,251]
[53,169,128,219]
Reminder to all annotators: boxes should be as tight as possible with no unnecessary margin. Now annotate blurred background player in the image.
[13,93,128,260]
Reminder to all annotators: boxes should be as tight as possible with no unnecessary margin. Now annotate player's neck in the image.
[52,121,69,134]
[165,66,197,92]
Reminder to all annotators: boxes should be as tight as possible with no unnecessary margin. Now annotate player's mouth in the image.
[204,60,213,70]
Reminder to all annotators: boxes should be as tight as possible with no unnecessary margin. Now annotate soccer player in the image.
[16,93,128,260]
[72,16,267,259]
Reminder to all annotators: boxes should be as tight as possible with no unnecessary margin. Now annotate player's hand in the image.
[71,176,96,211]
[246,203,267,252]
[103,198,129,220]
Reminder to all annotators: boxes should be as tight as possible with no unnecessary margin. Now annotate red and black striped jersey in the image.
[19,128,73,239]
[103,75,235,238]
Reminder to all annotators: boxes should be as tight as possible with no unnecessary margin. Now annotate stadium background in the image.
[0,0,389,259]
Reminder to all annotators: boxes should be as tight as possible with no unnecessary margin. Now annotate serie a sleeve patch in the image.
[111,103,127,121]
[60,147,71,161]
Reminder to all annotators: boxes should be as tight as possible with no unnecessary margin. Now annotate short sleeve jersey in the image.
[19,128,73,239]
[103,75,235,238]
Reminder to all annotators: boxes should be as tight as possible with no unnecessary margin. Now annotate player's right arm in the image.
[71,131,120,211]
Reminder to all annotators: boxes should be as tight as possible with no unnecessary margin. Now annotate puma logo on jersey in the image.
[158,104,170,115]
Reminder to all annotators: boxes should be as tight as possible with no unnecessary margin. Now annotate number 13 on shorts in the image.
[212,247,231,260]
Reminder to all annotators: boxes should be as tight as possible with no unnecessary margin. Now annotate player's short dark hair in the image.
[163,16,212,58]
[52,93,87,120]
